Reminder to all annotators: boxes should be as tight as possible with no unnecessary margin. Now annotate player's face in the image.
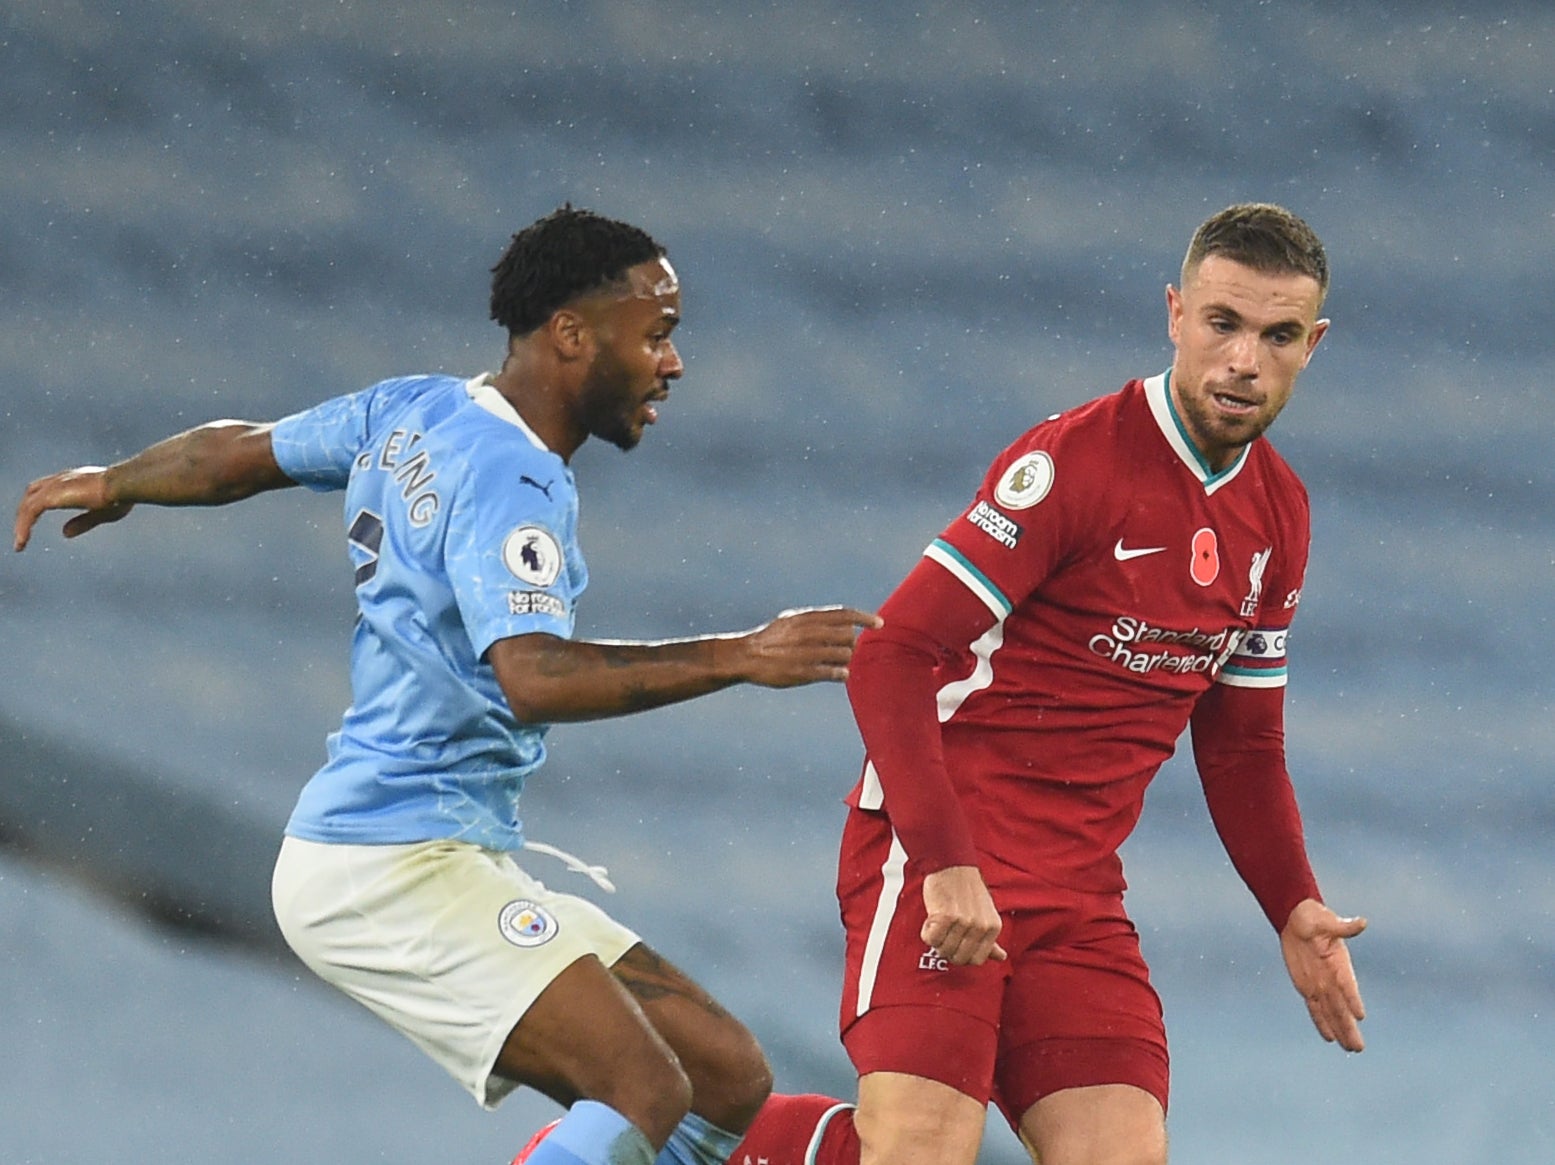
[576,258,683,451]
[1166,254,1328,471]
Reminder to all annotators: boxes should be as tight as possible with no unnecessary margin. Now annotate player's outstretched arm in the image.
[13,420,294,551]
[488,605,881,724]
[1279,897,1367,1052]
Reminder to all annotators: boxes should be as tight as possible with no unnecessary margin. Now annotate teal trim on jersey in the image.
[1219,661,1287,678]
[1217,661,1288,687]
[927,538,1013,616]
[1162,369,1249,487]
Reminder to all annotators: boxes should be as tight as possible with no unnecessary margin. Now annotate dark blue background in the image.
[3,3,1551,1161]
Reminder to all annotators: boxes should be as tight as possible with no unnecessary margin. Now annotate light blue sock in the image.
[524,1100,657,1165]
[657,1111,742,1165]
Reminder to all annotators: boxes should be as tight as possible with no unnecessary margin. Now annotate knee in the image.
[728,1036,775,1116]
[607,1058,695,1147]
[646,1064,698,1141]
[737,1046,775,1122]
[700,1026,773,1130]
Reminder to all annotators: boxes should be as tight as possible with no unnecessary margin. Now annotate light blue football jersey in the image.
[270,373,587,850]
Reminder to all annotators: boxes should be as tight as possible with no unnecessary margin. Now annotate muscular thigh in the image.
[1020,1083,1167,1165]
[610,944,771,1129]
[994,892,1169,1121]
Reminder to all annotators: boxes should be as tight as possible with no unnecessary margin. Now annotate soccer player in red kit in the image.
[716,203,1367,1165]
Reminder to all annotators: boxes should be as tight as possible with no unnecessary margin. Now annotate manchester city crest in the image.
[498,899,560,948]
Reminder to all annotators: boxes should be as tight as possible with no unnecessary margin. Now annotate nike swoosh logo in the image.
[1114,539,1168,561]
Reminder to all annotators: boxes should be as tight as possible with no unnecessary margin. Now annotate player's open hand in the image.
[13,466,133,551]
[1280,897,1367,1052]
[739,605,883,687]
[921,865,1007,966]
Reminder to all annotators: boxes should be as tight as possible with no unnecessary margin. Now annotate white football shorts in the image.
[271,835,640,1108]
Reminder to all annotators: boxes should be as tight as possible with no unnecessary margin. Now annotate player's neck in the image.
[488,360,587,463]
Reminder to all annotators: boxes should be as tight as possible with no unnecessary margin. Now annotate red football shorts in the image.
[836,807,1169,1119]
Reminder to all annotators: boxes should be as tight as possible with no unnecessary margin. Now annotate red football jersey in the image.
[849,374,1310,899]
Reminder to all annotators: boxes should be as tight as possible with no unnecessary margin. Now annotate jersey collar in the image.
[466,373,551,454]
[1143,371,1249,496]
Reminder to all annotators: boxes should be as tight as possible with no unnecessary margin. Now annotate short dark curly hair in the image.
[1183,203,1329,301]
[489,205,667,336]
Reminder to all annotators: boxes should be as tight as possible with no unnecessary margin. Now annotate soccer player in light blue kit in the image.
[14,206,879,1165]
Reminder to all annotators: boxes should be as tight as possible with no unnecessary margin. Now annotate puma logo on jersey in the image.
[519,474,555,499]
[1113,539,1167,561]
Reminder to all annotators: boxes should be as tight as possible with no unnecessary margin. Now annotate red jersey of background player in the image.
[847,372,1313,908]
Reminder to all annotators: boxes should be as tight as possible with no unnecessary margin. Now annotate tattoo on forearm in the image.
[596,644,641,670]
[532,641,652,678]
[524,638,717,716]
[617,680,654,713]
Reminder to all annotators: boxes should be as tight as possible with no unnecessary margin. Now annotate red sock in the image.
[730,1092,859,1165]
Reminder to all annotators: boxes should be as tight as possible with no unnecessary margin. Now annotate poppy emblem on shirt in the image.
[502,525,563,587]
[498,899,559,948]
[993,451,1055,510]
[1190,527,1220,586]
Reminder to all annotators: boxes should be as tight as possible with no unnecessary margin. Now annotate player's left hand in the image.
[1279,897,1367,1052]
[13,466,133,551]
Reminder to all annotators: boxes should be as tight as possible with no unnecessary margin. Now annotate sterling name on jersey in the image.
[271,373,586,850]
[859,372,1309,889]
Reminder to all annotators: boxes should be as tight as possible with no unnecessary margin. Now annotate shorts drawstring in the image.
[522,840,616,893]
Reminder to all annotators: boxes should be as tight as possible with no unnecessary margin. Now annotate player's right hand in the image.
[921,865,1007,965]
[13,466,133,551]
[738,605,883,687]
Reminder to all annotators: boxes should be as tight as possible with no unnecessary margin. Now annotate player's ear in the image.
[1301,318,1330,367]
[1165,284,1184,344]
[547,308,590,360]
